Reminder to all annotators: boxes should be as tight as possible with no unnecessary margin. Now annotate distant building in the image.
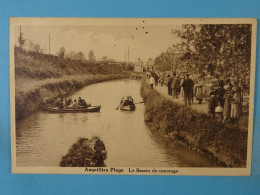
[143,59,154,72]
[134,65,143,72]
[133,61,143,72]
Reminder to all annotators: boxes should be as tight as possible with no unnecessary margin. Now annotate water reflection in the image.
[16,79,219,167]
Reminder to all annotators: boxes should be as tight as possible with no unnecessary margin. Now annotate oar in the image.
[134,101,146,104]
[116,103,122,110]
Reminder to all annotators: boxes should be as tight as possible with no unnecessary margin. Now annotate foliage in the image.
[14,46,127,80]
[88,49,95,61]
[66,51,86,62]
[155,24,252,81]
[58,47,66,59]
[140,81,247,167]
[101,56,108,61]
[60,137,106,167]
[18,32,26,48]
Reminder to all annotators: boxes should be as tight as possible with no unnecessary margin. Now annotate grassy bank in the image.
[140,81,247,167]
[15,74,128,120]
[15,46,127,80]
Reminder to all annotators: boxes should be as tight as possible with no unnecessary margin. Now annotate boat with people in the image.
[48,105,101,113]
[117,96,136,111]
[43,96,101,113]
[119,104,136,111]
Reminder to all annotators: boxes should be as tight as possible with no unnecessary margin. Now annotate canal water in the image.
[16,79,219,167]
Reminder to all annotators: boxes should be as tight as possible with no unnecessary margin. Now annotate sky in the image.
[14,24,181,62]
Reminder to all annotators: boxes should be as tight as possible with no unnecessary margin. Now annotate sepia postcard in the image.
[10,18,257,175]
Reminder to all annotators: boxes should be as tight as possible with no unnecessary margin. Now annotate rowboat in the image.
[119,104,136,111]
[48,105,101,113]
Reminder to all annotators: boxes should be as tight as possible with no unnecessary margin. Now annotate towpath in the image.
[153,83,209,114]
[150,82,248,130]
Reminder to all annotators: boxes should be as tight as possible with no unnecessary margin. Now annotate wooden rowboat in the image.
[48,105,101,113]
[119,104,136,111]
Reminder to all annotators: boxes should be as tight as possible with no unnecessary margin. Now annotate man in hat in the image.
[174,75,181,98]
[182,73,195,106]
[171,73,178,98]
[167,75,173,95]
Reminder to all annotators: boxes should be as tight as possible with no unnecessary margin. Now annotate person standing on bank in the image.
[195,80,203,104]
[167,75,172,95]
[182,73,194,106]
[230,87,241,126]
[171,73,177,98]
[216,80,225,107]
[180,75,185,100]
[174,75,181,99]
[149,74,155,89]
[222,85,232,123]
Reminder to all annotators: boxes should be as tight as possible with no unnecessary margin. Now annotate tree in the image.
[88,50,95,61]
[156,24,252,79]
[27,40,34,51]
[33,44,41,53]
[193,24,251,78]
[77,51,85,61]
[58,47,66,59]
[101,56,108,61]
[65,51,86,62]
[18,31,26,49]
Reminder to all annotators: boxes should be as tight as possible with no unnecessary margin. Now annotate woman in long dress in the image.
[230,87,241,126]
[222,86,232,123]
[180,75,185,99]
[195,80,203,104]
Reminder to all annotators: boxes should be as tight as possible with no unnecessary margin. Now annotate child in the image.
[215,101,223,122]
[208,87,216,118]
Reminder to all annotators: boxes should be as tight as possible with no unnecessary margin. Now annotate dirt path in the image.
[151,82,248,130]
[154,83,209,113]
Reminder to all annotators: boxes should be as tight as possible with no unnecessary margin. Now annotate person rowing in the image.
[116,96,134,110]
[116,97,126,110]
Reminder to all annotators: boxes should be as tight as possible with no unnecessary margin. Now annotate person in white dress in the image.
[149,75,155,89]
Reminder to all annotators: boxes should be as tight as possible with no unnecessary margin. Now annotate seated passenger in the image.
[82,99,89,108]
[127,96,135,106]
[67,99,79,108]
[78,97,83,106]
[58,98,65,109]
[53,98,61,107]
[66,98,72,106]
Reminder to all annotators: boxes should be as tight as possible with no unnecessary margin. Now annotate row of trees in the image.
[17,31,98,62]
[57,47,96,62]
[18,31,43,53]
[155,24,252,81]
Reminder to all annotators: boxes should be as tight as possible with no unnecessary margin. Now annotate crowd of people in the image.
[53,96,89,109]
[149,71,245,126]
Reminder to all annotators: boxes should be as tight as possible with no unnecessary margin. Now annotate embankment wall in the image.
[140,81,247,167]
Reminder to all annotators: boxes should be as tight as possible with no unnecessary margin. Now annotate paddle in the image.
[134,101,146,104]
[116,100,146,110]
[116,103,122,110]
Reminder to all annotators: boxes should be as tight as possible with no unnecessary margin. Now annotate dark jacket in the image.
[182,78,194,93]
